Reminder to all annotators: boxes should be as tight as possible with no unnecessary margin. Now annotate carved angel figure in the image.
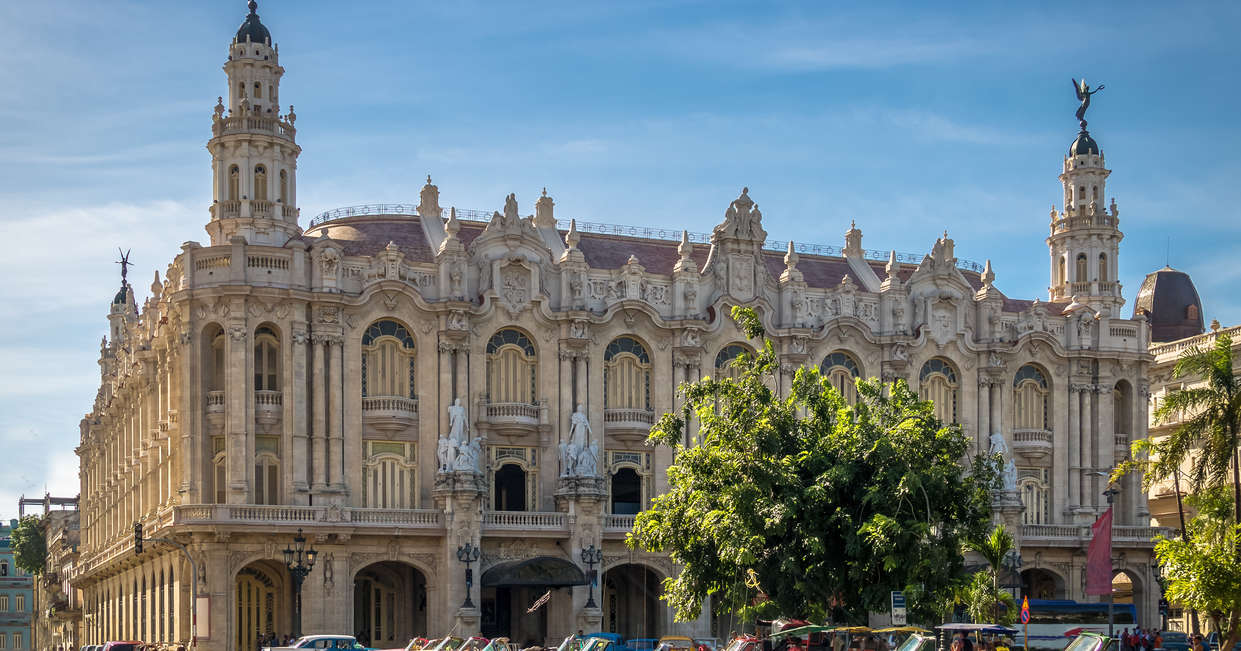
[1073,78,1104,126]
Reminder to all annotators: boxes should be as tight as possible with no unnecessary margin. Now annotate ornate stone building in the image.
[71,3,1165,649]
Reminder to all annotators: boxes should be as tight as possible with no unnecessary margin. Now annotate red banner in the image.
[1086,506,1113,595]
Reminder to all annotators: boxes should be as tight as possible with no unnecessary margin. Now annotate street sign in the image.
[891,591,907,626]
[1020,596,1030,624]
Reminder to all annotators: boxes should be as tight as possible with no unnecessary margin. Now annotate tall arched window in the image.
[494,463,527,511]
[1098,253,1108,282]
[919,358,959,423]
[1114,381,1133,438]
[362,441,416,509]
[1019,468,1050,525]
[821,351,861,404]
[1013,364,1049,431]
[604,337,651,410]
[253,81,262,98]
[228,165,240,201]
[209,328,226,391]
[1075,254,1088,282]
[279,169,288,204]
[1058,256,1066,287]
[486,329,537,403]
[361,320,416,399]
[714,344,751,380]
[253,326,279,391]
[253,452,279,505]
[253,165,268,201]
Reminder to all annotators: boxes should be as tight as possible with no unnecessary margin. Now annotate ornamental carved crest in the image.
[730,259,754,300]
[499,262,530,315]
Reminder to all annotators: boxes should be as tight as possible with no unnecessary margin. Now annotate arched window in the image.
[228,165,240,201]
[486,329,536,403]
[919,358,959,423]
[1057,256,1066,287]
[821,351,861,404]
[1077,186,1085,201]
[209,328,226,391]
[1075,254,1088,282]
[0,562,7,577]
[1098,253,1108,282]
[253,81,262,98]
[1092,186,1099,201]
[714,343,751,380]
[604,337,651,410]
[254,452,278,505]
[1186,304,1199,320]
[253,326,279,391]
[1019,468,1050,525]
[1013,365,1049,431]
[238,81,246,98]
[611,467,643,515]
[361,320,416,399]
[494,464,527,511]
[1114,381,1133,438]
[253,165,268,201]
[362,441,416,509]
[279,169,288,204]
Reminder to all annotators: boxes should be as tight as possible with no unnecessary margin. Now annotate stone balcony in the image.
[604,408,656,443]
[476,399,549,436]
[255,390,282,425]
[361,395,419,432]
[603,514,637,539]
[1021,523,1171,549]
[205,390,225,426]
[481,510,568,538]
[1012,428,1053,462]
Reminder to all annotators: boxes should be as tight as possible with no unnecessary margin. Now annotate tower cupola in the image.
[207,1,302,246]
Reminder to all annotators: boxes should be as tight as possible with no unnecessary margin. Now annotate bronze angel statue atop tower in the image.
[1073,78,1104,129]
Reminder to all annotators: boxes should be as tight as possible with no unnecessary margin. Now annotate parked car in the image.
[657,636,696,651]
[1206,633,1241,651]
[1161,632,1190,651]
[554,635,585,651]
[263,634,368,650]
[102,642,144,651]
[631,639,659,651]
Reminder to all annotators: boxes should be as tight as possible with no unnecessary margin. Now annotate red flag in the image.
[1086,506,1113,595]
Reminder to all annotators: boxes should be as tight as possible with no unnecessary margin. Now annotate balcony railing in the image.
[1022,523,1172,546]
[205,391,225,414]
[604,514,636,532]
[605,408,655,427]
[482,510,567,531]
[169,504,443,528]
[1012,429,1053,460]
[212,114,296,140]
[362,395,419,431]
[479,400,543,428]
[1150,324,1241,360]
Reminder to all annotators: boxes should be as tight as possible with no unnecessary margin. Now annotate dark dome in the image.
[112,282,129,306]
[1134,266,1205,343]
[1069,130,1100,156]
[235,1,271,45]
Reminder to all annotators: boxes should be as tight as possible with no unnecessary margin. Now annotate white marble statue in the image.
[570,403,592,449]
[436,436,453,473]
[989,431,1009,458]
[559,440,578,477]
[1002,456,1018,491]
[454,437,481,473]
[577,442,599,477]
[447,398,467,444]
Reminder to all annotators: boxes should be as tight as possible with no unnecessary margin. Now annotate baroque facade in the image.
[72,3,1165,649]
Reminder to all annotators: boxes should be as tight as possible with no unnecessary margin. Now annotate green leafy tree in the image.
[1154,488,1241,651]
[1124,333,1241,529]
[628,306,994,625]
[10,515,46,576]
[963,524,1017,625]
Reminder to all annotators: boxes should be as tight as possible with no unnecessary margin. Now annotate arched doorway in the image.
[235,561,287,651]
[1021,568,1066,599]
[481,557,586,644]
[494,464,527,511]
[354,561,428,646]
[602,563,662,639]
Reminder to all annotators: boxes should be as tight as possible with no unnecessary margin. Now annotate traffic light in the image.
[1159,598,1169,616]
[133,522,143,555]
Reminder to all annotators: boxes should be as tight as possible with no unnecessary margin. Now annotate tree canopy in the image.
[963,524,1017,625]
[628,306,994,625]
[10,514,46,576]
[1155,488,1241,651]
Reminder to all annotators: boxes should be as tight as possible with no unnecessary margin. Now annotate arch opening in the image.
[353,561,427,647]
[494,463,527,512]
[235,561,287,651]
[602,563,662,640]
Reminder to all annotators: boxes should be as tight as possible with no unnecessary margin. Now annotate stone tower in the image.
[1046,120,1125,313]
[205,0,302,246]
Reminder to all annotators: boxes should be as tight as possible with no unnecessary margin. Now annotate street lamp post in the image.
[456,542,481,609]
[1153,563,1169,631]
[581,544,603,609]
[1002,550,1024,601]
[1102,485,1120,638]
[283,528,318,639]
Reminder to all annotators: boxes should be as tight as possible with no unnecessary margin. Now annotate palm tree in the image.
[965,524,1016,623]
[1144,333,1241,534]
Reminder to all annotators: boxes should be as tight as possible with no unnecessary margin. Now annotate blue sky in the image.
[0,1,1238,514]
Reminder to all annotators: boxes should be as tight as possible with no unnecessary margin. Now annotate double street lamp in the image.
[581,544,604,609]
[283,528,318,639]
[457,542,481,609]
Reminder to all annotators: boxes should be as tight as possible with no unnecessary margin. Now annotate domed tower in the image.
[1134,266,1205,343]
[1047,79,1124,312]
[206,1,302,246]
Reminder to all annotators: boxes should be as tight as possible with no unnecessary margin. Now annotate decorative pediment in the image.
[712,187,767,243]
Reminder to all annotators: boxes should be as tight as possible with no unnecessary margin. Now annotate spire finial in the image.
[116,248,133,282]
[248,0,258,15]
[426,174,432,185]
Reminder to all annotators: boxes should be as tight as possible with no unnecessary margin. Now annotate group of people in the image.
[256,632,299,649]
[1118,629,1170,651]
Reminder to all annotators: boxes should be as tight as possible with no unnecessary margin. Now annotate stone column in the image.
[1083,386,1096,509]
[1098,383,1116,518]
[226,322,249,503]
[329,336,345,490]
[311,336,327,490]
[1068,385,1081,510]
[455,346,469,404]
[977,380,991,453]
[290,325,310,501]
[438,342,454,436]
[575,355,589,412]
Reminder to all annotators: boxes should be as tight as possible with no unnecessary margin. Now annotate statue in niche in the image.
[561,404,597,477]
[1002,456,1018,491]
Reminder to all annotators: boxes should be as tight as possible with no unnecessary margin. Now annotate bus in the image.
[1024,600,1138,650]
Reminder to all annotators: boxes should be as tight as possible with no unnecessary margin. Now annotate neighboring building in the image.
[1141,267,1240,632]
[26,502,81,651]
[0,519,35,650]
[72,3,1163,649]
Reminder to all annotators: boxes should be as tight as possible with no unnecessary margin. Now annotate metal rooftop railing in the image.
[306,203,984,273]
